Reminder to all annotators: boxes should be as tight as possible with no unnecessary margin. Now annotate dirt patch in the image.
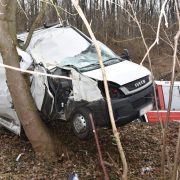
[0,122,179,179]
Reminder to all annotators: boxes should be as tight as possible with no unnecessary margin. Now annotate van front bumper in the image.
[88,84,153,127]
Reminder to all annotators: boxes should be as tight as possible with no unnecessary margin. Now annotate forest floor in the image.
[0,121,179,180]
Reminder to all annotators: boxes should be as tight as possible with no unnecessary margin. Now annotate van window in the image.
[59,41,120,72]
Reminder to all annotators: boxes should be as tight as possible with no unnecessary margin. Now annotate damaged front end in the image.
[32,65,103,121]
[0,50,104,139]
[30,65,104,139]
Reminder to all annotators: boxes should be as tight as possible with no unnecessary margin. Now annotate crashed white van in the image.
[0,25,153,139]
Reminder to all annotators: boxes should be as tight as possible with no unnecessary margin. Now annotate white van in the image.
[0,25,153,139]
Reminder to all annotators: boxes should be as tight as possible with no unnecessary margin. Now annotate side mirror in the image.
[121,49,131,61]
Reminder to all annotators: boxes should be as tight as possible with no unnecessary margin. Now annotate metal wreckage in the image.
[0,24,153,139]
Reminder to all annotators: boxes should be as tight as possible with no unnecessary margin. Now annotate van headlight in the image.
[148,74,153,83]
[98,82,125,99]
[108,83,125,99]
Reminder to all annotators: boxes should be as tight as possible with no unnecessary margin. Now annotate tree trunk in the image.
[0,0,55,156]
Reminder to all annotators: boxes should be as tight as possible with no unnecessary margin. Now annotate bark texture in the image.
[0,0,55,155]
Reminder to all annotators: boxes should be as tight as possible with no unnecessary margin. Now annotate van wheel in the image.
[71,108,93,140]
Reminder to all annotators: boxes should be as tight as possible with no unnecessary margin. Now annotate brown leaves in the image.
[0,122,179,179]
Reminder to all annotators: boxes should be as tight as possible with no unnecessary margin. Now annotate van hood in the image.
[82,60,151,86]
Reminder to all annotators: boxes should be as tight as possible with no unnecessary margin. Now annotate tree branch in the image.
[71,1,128,179]
[22,1,47,50]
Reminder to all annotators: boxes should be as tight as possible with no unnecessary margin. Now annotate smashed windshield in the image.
[28,27,122,70]
[58,42,121,72]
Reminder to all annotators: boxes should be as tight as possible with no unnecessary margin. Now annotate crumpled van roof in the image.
[17,25,91,68]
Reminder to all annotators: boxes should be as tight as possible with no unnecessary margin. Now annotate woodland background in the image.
[16,0,180,79]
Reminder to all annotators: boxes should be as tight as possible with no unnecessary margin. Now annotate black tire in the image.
[133,115,147,123]
[139,115,147,122]
[71,107,93,140]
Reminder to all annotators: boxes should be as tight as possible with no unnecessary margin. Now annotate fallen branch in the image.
[89,114,109,180]
[107,152,122,176]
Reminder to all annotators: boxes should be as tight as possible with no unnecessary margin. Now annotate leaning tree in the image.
[0,0,55,155]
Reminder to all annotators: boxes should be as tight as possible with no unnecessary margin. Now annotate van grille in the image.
[124,76,149,91]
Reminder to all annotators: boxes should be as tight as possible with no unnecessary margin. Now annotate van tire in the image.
[71,108,93,140]
[139,115,147,122]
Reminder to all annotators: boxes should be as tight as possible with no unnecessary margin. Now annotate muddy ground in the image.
[0,121,179,180]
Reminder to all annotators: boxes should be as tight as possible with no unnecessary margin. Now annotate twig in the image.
[0,63,71,80]
[171,2,180,179]
[47,0,63,26]
[162,27,180,180]
[172,124,180,180]
[112,36,142,43]
[16,0,28,20]
[166,148,173,175]
[140,0,169,65]
[89,114,109,180]
[41,0,78,16]
[22,1,47,50]
[71,1,128,179]
[107,152,122,176]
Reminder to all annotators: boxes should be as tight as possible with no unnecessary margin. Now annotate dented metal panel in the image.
[0,48,33,135]
[0,56,20,135]
[24,27,90,68]
[30,65,54,112]
[70,68,103,102]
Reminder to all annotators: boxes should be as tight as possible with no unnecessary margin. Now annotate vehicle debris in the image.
[141,166,153,175]
[16,153,24,162]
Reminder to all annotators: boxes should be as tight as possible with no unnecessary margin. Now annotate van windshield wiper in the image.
[80,63,99,70]
[80,57,122,72]
[103,57,122,65]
